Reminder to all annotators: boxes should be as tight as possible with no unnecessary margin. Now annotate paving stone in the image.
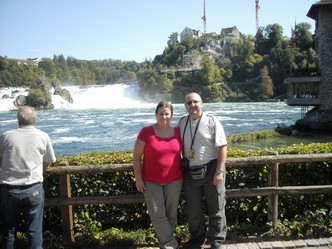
[270,241,284,248]
[305,239,320,247]
[226,245,238,249]
[246,243,260,249]
[257,241,272,249]
[173,238,332,249]
[236,243,250,249]
[316,238,330,246]
[326,237,332,245]
[282,240,296,248]
[293,240,307,248]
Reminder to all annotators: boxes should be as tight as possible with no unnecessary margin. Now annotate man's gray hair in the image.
[18,106,37,127]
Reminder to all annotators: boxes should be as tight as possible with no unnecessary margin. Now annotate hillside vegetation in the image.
[0,22,315,106]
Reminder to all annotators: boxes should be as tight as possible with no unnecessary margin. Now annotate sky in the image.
[0,0,317,63]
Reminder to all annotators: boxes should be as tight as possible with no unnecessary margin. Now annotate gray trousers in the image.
[184,162,227,245]
[144,180,183,249]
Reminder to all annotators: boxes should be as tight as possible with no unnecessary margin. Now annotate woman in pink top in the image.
[133,101,183,249]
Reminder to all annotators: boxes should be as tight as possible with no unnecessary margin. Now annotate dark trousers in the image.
[184,162,227,245]
[0,183,44,249]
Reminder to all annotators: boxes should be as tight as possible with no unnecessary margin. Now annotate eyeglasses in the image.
[186,100,201,105]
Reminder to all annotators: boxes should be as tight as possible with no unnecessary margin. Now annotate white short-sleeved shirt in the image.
[178,112,227,167]
[0,126,56,185]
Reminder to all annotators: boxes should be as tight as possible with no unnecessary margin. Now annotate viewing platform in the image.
[284,75,321,107]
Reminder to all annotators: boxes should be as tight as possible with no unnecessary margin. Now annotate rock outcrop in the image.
[13,86,73,109]
[14,94,27,107]
[295,107,332,131]
[54,87,74,104]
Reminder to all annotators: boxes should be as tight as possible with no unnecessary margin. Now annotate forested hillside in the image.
[0,22,315,105]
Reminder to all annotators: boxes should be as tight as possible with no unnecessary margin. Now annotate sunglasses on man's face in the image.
[186,100,201,105]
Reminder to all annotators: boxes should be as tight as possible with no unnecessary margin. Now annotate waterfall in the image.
[0,83,146,111]
[53,83,145,109]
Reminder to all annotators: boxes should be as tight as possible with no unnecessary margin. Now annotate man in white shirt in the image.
[0,106,56,249]
[178,92,227,249]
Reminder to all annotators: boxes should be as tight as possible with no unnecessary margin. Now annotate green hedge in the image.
[41,143,332,245]
[227,129,280,143]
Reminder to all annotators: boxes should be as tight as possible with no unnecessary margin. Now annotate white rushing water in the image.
[2,84,324,156]
[0,83,147,111]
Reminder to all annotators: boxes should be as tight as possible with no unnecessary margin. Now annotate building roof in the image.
[307,0,332,19]
[221,26,238,34]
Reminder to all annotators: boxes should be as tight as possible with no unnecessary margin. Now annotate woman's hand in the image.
[135,179,146,193]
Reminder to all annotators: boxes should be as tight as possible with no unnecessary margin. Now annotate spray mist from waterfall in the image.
[54,83,147,109]
[0,83,149,111]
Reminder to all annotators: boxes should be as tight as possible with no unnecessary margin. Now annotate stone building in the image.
[220,26,241,45]
[180,27,202,43]
[220,26,242,57]
[284,0,332,130]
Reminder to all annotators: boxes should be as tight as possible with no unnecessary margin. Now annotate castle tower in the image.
[284,0,332,130]
[307,0,332,111]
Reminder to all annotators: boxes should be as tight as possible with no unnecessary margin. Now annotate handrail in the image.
[44,153,332,244]
[45,153,332,174]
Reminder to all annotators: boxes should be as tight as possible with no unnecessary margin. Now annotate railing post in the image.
[268,151,279,227]
[58,161,74,244]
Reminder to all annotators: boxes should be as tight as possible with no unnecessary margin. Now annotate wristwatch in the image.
[216,169,224,174]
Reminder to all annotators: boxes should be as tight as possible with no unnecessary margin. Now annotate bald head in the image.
[184,92,203,120]
[18,106,37,127]
[185,92,202,102]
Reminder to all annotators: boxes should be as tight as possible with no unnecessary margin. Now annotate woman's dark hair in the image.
[155,101,173,116]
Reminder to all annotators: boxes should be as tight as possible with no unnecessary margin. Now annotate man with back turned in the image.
[0,106,56,249]
[178,92,227,249]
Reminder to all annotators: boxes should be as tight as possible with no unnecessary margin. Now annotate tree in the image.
[181,36,200,52]
[258,66,273,100]
[267,39,293,95]
[203,83,222,102]
[38,58,57,77]
[266,23,283,49]
[27,88,52,108]
[157,74,173,100]
[137,67,159,101]
[196,56,222,85]
[254,27,268,55]
[166,44,186,66]
[255,24,283,56]
[167,32,179,47]
[295,22,314,52]
[231,37,262,81]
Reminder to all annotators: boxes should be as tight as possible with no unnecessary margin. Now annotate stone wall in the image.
[294,1,332,130]
[318,5,332,110]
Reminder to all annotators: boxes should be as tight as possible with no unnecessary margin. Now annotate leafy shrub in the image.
[227,129,280,143]
[6,143,331,248]
[27,88,52,108]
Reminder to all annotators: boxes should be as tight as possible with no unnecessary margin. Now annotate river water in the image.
[0,84,330,156]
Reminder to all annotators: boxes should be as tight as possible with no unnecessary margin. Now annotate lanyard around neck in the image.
[182,113,203,151]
